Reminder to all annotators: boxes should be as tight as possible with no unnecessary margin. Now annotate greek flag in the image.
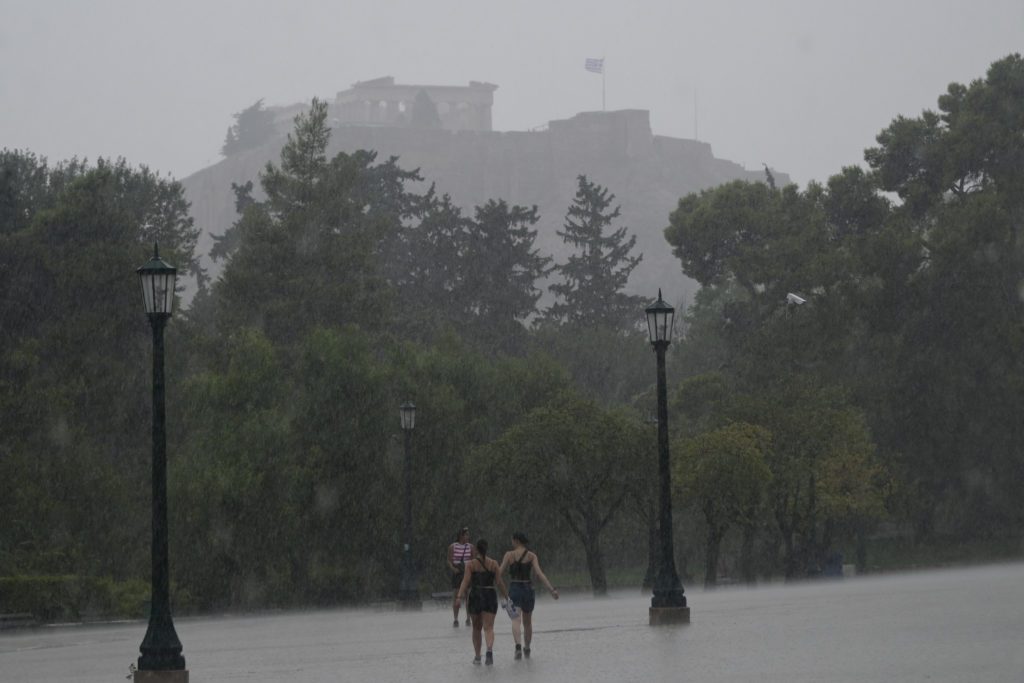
[585,57,604,74]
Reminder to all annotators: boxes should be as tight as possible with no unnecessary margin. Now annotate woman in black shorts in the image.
[455,539,509,665]
[498,532,558,659]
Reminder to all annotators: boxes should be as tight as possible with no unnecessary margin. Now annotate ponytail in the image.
[476,538,489,563]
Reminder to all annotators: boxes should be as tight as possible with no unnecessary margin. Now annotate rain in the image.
[1,1,1023,681]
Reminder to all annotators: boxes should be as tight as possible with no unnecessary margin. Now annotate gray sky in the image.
[1,0,1021,186]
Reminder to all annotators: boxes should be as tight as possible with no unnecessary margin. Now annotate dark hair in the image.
[457,526,469,540]
[512,531,529,546]
[476,538,489,561]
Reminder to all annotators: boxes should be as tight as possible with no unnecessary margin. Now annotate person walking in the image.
[498,532,558,659]
[455,539,508,666]
[447,527,473,626]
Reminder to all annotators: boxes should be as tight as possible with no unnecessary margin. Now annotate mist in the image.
[2,0,1021,185]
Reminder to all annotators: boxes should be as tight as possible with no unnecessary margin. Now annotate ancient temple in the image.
[333,76,498,131]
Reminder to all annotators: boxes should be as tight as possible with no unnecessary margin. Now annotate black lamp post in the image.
[136,244,187,673]
[645,289,690,625]
[398,401,421,609]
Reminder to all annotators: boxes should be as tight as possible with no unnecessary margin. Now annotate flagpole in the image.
[693,89,698,140]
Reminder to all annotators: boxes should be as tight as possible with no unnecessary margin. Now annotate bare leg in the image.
[523,610,533,648]
[511,613,522,646]
[471,613,482,656]
[482,612,496,651]
[452,594,460,622]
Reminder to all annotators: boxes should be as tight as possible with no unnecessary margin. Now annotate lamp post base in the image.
[135,670,189,682]
[649,606,691,626]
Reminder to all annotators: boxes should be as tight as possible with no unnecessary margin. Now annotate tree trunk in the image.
[855,525,868,575]
[704,526,723,588]
[740,523,757,584]
[583,517,608,596]
[783,530,798,580]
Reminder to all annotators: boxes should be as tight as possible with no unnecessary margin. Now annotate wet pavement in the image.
[2,562,1023,682]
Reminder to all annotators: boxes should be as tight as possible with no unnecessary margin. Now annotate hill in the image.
[180,104,786,306]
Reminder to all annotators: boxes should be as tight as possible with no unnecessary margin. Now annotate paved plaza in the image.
[2,562,1023,682]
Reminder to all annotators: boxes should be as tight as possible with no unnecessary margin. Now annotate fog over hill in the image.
[181,84,785,305]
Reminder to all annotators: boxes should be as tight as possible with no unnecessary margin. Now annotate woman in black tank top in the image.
[498,531,559,659]
[455,539,509,666]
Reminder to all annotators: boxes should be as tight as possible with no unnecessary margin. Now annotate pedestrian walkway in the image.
[2,563,1023,682]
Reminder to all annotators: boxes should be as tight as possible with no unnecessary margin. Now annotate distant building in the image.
[333,76,498,131]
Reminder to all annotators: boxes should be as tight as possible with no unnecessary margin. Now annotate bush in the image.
[0,575,154,622]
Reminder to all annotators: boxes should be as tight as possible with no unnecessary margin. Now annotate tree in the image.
[213,99,425,343]
[546,175,644,330]
[457,199,553,353]
[395,192,473,338]
[0,154,199,581]
[675,423,771,587]
[863,53,1024,538]
[222,99,277,156]
[729,384,883,578]
[479,393,646,595]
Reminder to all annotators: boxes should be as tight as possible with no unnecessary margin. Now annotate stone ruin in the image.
[333,76,498,132]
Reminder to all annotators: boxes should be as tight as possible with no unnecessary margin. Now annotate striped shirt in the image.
[451,542,473,566]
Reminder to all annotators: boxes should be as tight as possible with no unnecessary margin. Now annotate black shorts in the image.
[450,567,464,590]
[468,589,498,615]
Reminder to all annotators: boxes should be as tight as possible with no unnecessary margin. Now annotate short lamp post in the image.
[398,401,421,609]
[136,244,188,677]
[645,289,690,625]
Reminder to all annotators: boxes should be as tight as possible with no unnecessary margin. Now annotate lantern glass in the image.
[400,401,416,431]
[137,244,177,316]
[645,290,675,345]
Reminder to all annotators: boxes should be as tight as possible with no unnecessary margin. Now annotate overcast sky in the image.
[1,0,1021,186]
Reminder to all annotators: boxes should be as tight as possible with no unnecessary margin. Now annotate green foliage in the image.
[0,575,152,621]
[457,199,553,353]
[0,152,199,584]
[530,325,650,405]
[861,53,1024,537]
[546,175,644,330]
[729,383,886,577]
[213,99,425,344]
[479,392,648,594]
[675,422,771,585]
[222,99,277,157]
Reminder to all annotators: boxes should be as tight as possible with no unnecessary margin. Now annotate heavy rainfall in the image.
[1,1,1023,681]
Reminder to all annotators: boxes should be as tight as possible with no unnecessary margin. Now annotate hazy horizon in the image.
[2,0,1021,186]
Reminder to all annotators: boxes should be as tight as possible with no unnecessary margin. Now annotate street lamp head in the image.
[400,401,416,431]
[645,289,675,346]
[137,243,177,317]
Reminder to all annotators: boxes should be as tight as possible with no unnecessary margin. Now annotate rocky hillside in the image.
[180,108,785,307]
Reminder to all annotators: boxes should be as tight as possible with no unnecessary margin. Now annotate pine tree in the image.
[221,99,277,157]
[459,199,553,353]
[547,175,644,330]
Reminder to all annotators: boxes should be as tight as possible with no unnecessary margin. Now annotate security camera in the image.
[786,292,806,306]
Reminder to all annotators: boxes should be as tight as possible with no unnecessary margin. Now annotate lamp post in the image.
[398,401,421,609]
[645,289,690,625]
[136,244,187,677]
